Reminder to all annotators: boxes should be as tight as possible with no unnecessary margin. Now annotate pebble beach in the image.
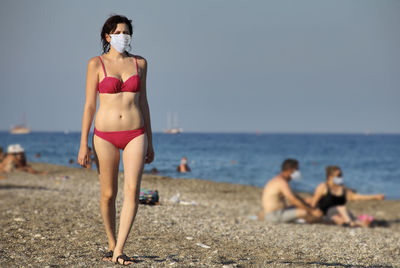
[0,162,399,267]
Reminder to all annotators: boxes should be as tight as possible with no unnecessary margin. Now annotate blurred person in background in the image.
[177,156,191,173]
[0,144,47,175]
[259,159,323,223]
[311,165,385,227]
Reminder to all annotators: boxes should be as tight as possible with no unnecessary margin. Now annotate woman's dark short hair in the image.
[100,14,133,54]
[281,159,299,171]
[325,165,341,180]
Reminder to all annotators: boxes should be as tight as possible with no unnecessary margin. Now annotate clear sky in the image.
[0,0,399,133]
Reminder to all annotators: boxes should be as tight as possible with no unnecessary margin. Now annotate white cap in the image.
[7,144,25,154]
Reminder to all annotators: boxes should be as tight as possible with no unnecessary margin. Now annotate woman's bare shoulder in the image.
[129,53,147,66]
[87,55,101,68]
[316,182,327,193]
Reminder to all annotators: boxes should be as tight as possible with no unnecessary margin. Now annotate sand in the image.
[0,162,399,267]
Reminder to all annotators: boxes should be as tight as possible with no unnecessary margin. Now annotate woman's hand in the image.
[145,145,154,164]
[311,208,323,218]
[77,145,90,167]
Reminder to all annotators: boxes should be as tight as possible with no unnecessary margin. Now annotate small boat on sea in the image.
[163,111,183,134]
[164,128,183,134]
[10,125,31,134]
[10,113,31,134]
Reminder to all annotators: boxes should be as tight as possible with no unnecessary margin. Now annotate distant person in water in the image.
[0,144,47,175]
[176,156,191,173]
[259,159,322,223]
[311,165,385,227]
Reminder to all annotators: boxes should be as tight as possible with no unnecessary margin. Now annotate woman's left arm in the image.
[346,188,385,201]
[138,57,154,163]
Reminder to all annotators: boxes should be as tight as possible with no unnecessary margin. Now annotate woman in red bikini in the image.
[77,15,154,266]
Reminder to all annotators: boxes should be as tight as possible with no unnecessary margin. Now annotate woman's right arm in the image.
[310,183,325,208]
[77,57,99,167]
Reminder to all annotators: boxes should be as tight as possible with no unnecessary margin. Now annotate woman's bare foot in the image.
[112,252,134,265]
[102,249,113,262]
[353,220,371,228]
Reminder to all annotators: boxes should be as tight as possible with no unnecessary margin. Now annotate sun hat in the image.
[7,144,25,154]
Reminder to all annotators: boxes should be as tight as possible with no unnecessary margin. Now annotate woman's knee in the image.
[123,182,140,200]
[100,189,117,202]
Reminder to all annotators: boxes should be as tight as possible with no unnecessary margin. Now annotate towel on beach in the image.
[139,188,160,205]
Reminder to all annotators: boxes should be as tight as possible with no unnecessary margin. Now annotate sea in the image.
[1,131,399,199]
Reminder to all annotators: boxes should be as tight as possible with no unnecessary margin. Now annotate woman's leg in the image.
[338,207,369,227]
[93,135,121,252]
[336,205,353,223]
[113,134,147,263]
[330,214,346,225]
[325,206,346,225]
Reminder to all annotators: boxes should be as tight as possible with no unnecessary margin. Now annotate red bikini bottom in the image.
[94,125,146,150]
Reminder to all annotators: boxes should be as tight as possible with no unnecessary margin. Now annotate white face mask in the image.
[290,170,301,181]
[332,177,344,185]
[109,33,131,53]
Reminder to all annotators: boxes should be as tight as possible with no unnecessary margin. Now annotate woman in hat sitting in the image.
[0,144,47,174]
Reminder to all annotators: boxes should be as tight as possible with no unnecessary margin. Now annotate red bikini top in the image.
[98,55,141,94]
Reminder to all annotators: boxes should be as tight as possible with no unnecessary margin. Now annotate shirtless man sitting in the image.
[259,159,322,223]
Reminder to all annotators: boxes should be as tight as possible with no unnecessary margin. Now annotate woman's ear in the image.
[105,33,111,43]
